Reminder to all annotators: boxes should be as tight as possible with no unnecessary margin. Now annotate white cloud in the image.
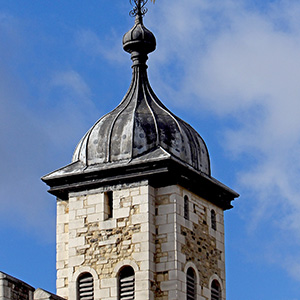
[0,73,55,240]
[148,0,300,280]
[0,14,99,240]
[51,70,91,101]
[75,29,125,63]
[0,13,53,237]
[44,70,100,149]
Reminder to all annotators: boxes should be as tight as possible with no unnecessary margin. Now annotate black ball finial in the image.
[123,0,156,67]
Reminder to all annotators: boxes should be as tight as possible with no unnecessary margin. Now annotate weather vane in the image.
[129,0,149,17]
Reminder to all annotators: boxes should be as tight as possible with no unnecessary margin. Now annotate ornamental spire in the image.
[123,0,156,67]
[129,0,149,19]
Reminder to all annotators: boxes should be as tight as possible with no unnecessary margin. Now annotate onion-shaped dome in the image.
[72,9,210,175]
[72,67,210,174]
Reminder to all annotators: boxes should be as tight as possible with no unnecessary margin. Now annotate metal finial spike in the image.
[129,0,148,17]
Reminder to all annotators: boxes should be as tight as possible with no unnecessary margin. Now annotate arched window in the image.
[186,267,196,300]
[211,279,221,300]
[77,272,94,300]
[119,266,135,300]
[211,209,216,230]
[184,196,189,220]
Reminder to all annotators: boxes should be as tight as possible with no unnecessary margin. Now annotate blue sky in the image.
[1,0,300,299]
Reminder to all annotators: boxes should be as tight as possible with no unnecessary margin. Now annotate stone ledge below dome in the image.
[42,148,238,210]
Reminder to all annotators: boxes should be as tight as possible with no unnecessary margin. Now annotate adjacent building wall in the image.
[34,288,66,300]
[0,271,34,300]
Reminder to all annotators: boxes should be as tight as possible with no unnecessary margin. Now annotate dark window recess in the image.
[78,273,94,300]
[184,196,189,220]
[186,267,196,300]
[211,280,221,300]
[104,191,113,220]
[211,209,216,230]
[119,266,135,300]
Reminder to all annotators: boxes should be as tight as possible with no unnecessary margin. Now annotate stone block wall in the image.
[154,185,225,300]
[56,181,156,300]
[0,272,66,300]
[56,182,225,300]
[34,288,66,300]
[0,271,34,300]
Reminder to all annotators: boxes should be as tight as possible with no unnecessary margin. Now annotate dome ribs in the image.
[70,6,211,175]
[142,72,159,147]
[132,68,158,157]
[144,79,190,159]
[108,70,138,162]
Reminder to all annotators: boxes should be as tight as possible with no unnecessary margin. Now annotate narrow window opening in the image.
[211,280,221,300]
[184,196,189,220]
[104,191,113,220]
[77,273,94,300]
[186,267,196,300]
[119,266,135,300]
[211,209,216,230]
[193,203,196,214]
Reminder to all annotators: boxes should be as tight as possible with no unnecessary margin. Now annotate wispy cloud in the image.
[0,14,100,240]
[51,70,91,101]
[149,0,300,280]
[75,29,125,63]
[45,70,100,149]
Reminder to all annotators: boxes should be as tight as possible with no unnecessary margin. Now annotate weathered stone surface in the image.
[34,288,66,300]
[153,186,226,300]
[56,182,155,300]
[181,223,222,287]
[56,183,226,300]
[0,271,34,300]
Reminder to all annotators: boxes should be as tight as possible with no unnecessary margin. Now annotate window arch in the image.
[77,272,94,300]
[184,195,189,220]
[118,266,135,300]
[211,279,221,300]
[211,209,216,230]
[186,267,196,300]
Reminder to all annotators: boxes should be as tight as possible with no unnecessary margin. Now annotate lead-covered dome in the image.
[72,68,210,175]
[72,10,210,175]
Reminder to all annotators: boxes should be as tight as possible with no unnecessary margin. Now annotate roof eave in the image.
[42,154,238,211]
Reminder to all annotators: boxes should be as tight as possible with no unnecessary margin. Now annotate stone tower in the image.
[42,1,239,299]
